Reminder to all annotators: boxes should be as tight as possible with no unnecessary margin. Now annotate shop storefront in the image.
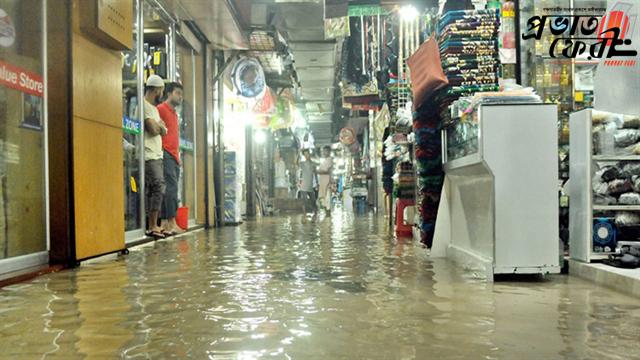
[175,29,199,227]
[121,0,206,243]
[0,0,49,274]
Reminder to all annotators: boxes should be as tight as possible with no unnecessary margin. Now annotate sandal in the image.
[146,230,165,239]
[162,229,176,237]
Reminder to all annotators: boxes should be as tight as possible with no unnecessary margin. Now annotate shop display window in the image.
[445,121,479,162]
[122,0,142,232]
[0,0,46,259]
[176,38,196,220]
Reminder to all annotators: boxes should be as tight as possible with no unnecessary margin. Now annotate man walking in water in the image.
[317,145,333,217]
[298,148,318,219]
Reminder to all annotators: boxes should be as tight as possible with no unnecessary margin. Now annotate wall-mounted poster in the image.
[22,93,43,130]
[0,8,16,48]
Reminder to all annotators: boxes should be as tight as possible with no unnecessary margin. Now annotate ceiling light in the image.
[293,109,307,129]
[400,5,419,21]
[255,130,267,144]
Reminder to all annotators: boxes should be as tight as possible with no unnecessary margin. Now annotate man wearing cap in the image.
[144,74,167,238]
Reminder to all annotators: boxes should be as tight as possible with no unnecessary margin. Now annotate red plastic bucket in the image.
[176,206,189,230]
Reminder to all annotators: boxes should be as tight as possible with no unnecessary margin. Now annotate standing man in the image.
[298,148,318,218]
[317,145,334,216]
[143,75,167,238]
[158,82,184,235]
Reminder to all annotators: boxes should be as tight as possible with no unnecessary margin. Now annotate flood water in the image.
[1,212,639,359]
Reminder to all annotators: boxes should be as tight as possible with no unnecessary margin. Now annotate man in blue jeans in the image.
[298,148,318,218]
[158,82,184,235]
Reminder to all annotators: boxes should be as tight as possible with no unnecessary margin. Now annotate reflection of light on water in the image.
[42,280,64,358]
[4,212,640,359]
[289,329,312,337]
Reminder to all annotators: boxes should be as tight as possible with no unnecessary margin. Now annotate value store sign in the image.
[0,59,44,97]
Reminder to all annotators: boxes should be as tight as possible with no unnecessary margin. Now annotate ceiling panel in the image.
[301,88,334,99]
[279,5,324,29]
[298,79,335,89]
[275,0,338,144]
[307,113,332,121]
[287,29,326,42]
[305,101,332,112]
[290,42,336,52]
[162,0,249,49]
[297,68,334,82]
[294,51,335,67]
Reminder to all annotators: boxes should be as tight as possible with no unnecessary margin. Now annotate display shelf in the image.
[590,253,616,260]
[439,104,560,277]
[570,109,640,263]
[593,155,640,161]
[593,205,640,211]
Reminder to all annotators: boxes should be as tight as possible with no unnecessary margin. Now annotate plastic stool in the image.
[395,199,415,237]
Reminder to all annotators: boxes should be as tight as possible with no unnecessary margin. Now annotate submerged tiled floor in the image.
[1,212,639,359]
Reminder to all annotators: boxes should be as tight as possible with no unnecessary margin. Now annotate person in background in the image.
[298,148,318,219]
[158,82,184,236]
[143,75,167,238]
[317,145,334,217]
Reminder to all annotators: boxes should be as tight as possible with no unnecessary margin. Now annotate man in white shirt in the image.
[143,75,167,238]
[298,148,318,218]
[317,145,334,216]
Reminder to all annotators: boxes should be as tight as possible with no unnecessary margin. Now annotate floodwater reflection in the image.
[1,211,639,359]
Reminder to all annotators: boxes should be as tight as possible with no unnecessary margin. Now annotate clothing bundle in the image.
[593,114,640,156]
[438,9,500,102]
[413,99,445,248]
[393,162,416,199]
[593,162,640,206]
[381,127,394,195]
[407,10,500,247]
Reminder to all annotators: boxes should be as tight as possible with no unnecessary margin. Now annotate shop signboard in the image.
[180,138,194,152]
[348,5,389,17]
[122,116,141,135]
[520,1,639,114]
[79,0,133,50]
[0,59,44,97]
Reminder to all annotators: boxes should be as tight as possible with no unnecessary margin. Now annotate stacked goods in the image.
[224,151,241,224]
[393,162,416,199]
[410,9,500,247]
[413,100,444,248]
[438,9,500,106]
[381,127,394,196]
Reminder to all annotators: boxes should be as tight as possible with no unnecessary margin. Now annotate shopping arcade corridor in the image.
[1,211,639,359]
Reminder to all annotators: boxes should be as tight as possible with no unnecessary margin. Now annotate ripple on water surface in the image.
[1,212,639,359]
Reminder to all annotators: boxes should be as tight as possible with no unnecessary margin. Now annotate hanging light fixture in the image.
[255,129,267,144]
[399,5,419,21]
